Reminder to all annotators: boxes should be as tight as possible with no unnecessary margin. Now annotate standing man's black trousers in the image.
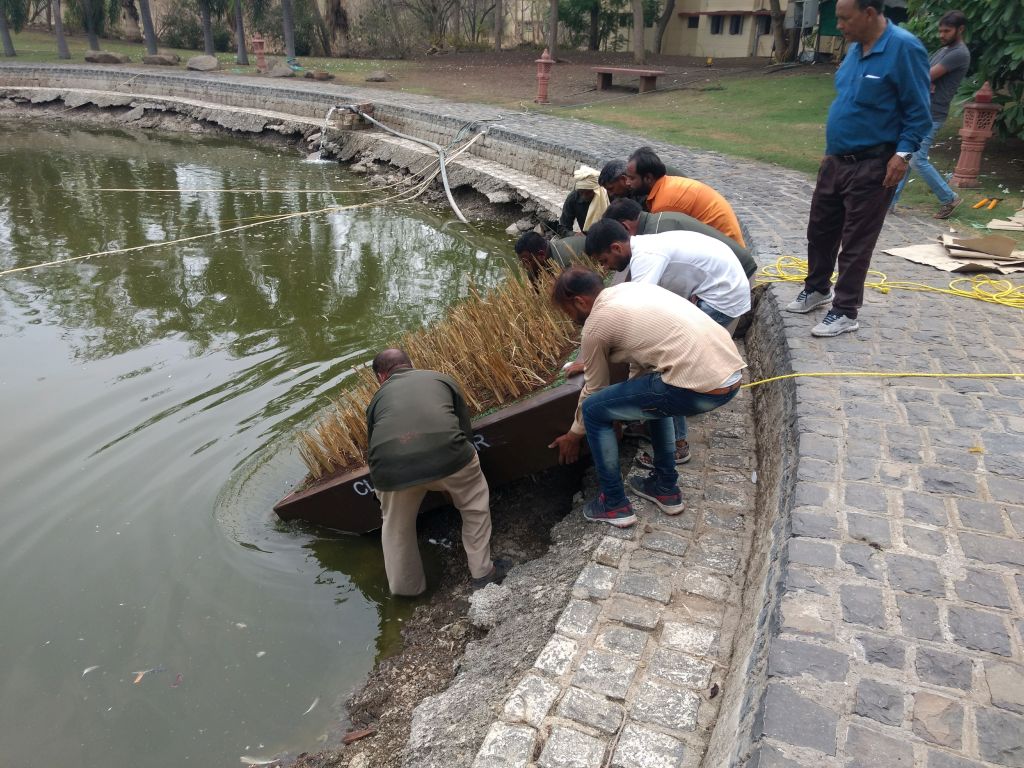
[805,154,896,320]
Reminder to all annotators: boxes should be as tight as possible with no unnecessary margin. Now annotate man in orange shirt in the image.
[625,146,746,248]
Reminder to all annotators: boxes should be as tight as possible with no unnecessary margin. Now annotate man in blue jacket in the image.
[786,0,931,337]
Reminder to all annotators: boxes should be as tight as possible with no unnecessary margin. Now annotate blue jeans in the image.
[892,119,956,206]
[582,373,739,507]
[671,301,735,444]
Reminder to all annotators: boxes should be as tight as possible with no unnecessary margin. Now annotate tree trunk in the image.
[546,0,556,57]
[587,0,598,50]
[121,0,142,41]
[54,0,71,57]
[79,0,101,50]
[234,1,248,63]
[493,0,501,49]
[199,0,214,55]
[654,0,674,54]
[0,10,15,56]
[309,0,332,56]
[768,0,787,63]
[631,0,644,63]
[138,0,157,54]
[281,0,296,58]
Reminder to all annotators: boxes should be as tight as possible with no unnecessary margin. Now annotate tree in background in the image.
[120,0,140,40]
[629,0,642,62]
[53,0,71,56]
[653,0,673,54]
[768,0,797,62]
[75,0,102,49]
[280,0,295,57]
[138,0,157,54]
[324,0,348,53]
[195,0,225,54]
[906,0,1023,138]
[0,0,29,55]
[230,0,248,62]
[546,0,556,57]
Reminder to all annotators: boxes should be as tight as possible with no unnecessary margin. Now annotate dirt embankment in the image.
[292,460,590,768]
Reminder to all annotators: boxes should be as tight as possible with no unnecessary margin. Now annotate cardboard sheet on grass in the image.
[986,203,1024,232]
[886,233,1024,274]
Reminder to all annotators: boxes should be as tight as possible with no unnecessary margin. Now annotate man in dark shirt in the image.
[366,348,501,596]
[603,198,758,278]
[515,231,585,279]
[785,0,930,337]
[891,10,971,219]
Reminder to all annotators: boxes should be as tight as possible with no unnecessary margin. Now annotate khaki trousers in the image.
[376,454,493,596]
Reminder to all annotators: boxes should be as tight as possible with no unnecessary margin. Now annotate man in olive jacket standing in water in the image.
[366,348,503,596]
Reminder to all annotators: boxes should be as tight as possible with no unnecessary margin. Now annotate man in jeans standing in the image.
[547,268,746,528]
[786,0,931,338]
[891,10,971,219]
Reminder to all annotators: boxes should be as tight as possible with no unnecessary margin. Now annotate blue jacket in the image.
[825,21,932,156]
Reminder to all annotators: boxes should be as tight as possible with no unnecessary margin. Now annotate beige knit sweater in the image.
[570,282,747,435]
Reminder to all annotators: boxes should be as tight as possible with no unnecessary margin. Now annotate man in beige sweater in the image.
[548,267,747,528]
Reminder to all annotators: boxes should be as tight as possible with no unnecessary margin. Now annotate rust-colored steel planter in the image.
[274,377,586,534]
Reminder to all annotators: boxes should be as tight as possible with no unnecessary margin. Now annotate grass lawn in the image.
[553,71,837,175]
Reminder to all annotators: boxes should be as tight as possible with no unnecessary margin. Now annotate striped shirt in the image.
[570,282,747,435]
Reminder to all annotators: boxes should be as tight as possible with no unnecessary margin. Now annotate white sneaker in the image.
[812,311,859,337]
[785,288,833,314]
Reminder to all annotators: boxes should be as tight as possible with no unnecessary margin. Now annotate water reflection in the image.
[0,124,514,767]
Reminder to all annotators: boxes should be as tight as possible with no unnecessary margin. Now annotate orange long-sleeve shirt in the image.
[645,175,746,247]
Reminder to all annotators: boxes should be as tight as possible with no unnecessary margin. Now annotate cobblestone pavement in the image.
[473,364,757,768]
[4,65,1022,768]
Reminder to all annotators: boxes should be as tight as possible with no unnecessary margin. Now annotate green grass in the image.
[549,72,837,175]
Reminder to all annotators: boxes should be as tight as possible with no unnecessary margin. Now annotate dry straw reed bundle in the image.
[297,270,578,480]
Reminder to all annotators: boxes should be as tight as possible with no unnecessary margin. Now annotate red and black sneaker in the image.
[627,475,686,515]
[581,494,637,528]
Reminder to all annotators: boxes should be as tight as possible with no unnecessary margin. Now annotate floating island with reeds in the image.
[276,271,586,533]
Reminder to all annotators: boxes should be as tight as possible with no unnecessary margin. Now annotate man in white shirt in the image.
[585,219,751,325]
[585,219,751,469]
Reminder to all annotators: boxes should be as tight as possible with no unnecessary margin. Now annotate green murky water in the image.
[0,124,514,767]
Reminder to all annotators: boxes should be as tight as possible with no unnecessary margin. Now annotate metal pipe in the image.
[343,105,471,224]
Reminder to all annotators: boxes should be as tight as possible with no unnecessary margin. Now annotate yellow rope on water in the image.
[741,371,1023,389]
[757,255,1024,310]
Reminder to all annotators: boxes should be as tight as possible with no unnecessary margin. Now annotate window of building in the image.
[729,14,743,34]
[757,15,771,35]
[710,15,723,34]
[687,15,699,29]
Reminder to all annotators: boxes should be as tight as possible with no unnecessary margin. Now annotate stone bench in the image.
[592,66,666,94]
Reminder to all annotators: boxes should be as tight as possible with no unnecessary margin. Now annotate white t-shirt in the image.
[627,231,751,318]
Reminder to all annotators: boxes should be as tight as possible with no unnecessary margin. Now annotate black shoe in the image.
[471,557,512,589]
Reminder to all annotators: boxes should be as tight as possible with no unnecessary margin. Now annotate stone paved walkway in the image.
[473,356,758,768]
[3,64,1022,768]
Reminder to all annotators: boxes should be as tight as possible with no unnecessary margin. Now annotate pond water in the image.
[0,124,515,767]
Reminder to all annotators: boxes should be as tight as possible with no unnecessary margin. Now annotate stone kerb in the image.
[0,64,586,192]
